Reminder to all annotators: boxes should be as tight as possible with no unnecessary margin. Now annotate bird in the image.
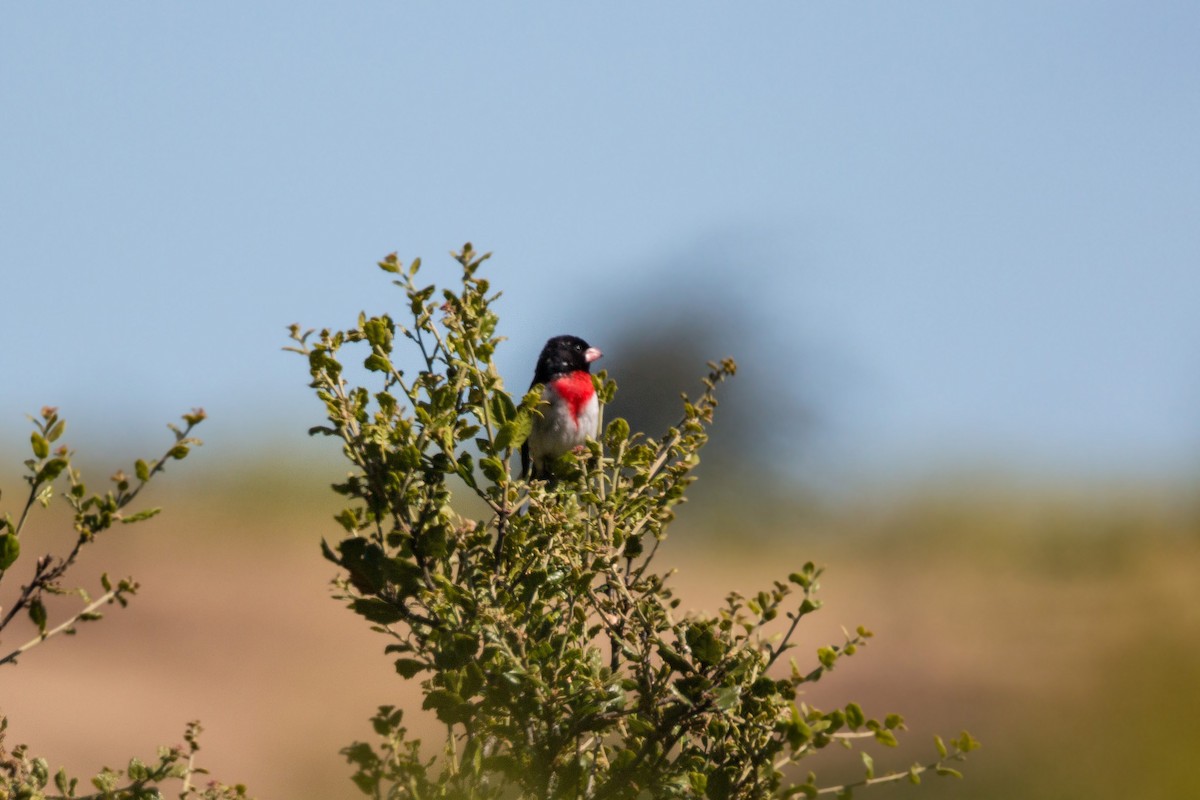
[520,335,603,480]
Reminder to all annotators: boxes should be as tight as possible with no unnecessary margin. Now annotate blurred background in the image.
[3,3,1199,797]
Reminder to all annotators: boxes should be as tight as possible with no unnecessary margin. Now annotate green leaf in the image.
[934,735,948,758]
[954,730,982,752]
[461,661,485,699]
[786,717,812,749]
[37,457,68,483]
[92,769,119,792]
[31,431,49,459]
[604,417,630,447]
[861,751,874,780]
[46,419,66,443]
[363,317,393,349]
[55,767,74,795]
[623,535,644,559]
[935,766,963,779]
[29,598,48,633]
[714,685,741,711]
[488,391,516,425]
[120,507,161,525]
[456,453,478,488]
[338,537,422,595]
[673,674,712,703]
[127,757,148,781]
[0,532,19,570]
[657,644,692,674]
[685,624,725,667]
[874,728,899,747]
[495,413,532,451]
[844,703,865,729]
[134,459,151,482]
[433,633,479,670]
[479,457,505,483]
[364,352,391,372]
[351,598,404,625]
[334,508,360,533]
[320,538,339,565]
[817,646,838,670]
[394,658,426,678]
[422,689,471,725]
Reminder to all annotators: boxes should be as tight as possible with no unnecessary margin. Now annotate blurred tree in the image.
[582,236,823,490]
[601,310,814,478]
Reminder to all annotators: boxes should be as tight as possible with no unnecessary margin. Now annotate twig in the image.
[0,587,120,667]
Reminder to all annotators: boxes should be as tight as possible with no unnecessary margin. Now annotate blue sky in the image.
[3,2,1198,483]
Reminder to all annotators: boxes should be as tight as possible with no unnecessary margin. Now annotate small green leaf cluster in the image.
[0,719,249,800]
[294,245,978,799]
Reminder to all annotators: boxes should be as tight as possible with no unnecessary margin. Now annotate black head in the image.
[532,335,603,384]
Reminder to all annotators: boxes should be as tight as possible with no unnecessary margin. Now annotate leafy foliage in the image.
[0,408,250,799]
[0,719,249,800]
[291,245,978,799]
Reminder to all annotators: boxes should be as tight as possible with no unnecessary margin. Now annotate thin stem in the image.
[11,478,42,541]
[180,748,197,798]
[815,765,926,795]
[766,604,809,670]
[0,587,120,667]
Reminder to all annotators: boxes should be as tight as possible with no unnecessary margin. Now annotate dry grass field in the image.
[4,466,1199,798]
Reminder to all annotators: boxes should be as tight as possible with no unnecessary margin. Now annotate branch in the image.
[0,586,124,667]
[811,735,976,796]
[815,763,930,795]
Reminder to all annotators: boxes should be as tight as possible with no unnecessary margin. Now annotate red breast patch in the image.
[551,371,595,424]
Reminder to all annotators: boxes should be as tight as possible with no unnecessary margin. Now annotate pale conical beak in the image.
[585,347,603,363]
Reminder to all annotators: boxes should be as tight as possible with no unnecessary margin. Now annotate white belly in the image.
[529,390,599,466]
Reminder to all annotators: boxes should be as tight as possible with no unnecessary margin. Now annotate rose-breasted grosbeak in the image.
[520,335,603,480]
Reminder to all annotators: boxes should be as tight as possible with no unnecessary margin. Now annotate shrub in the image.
[290,244,978,799]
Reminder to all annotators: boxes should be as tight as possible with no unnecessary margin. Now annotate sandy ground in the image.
[4,485,1198,798]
